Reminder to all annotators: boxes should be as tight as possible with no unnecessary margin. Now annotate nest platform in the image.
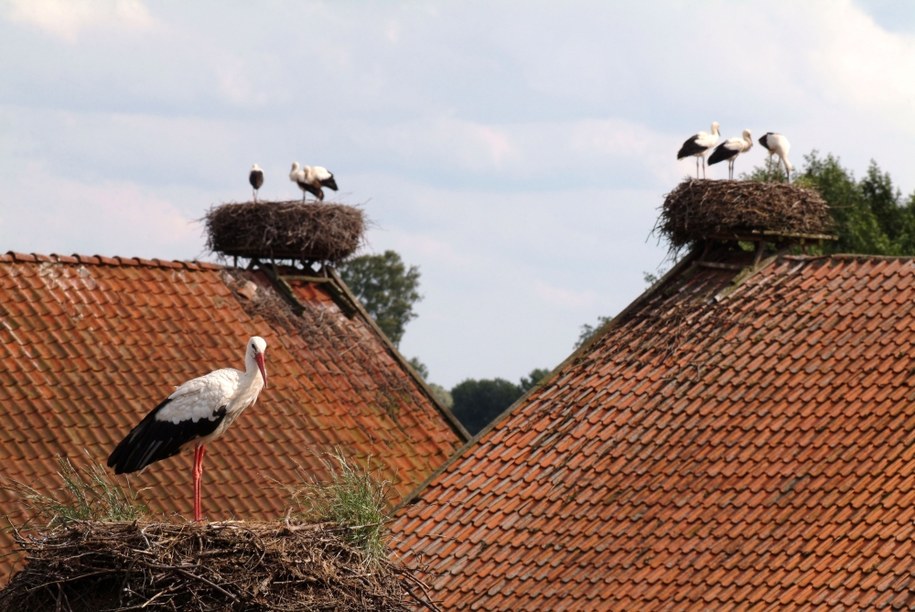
[658,180,834,249]
[205,201,365,263]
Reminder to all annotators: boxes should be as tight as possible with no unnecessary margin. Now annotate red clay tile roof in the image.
[391,251,915,610]
[0,251,465,581]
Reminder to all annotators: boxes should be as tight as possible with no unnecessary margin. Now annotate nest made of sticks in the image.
[0,520,436,611]
[205,201,365,263]
[658,179,834,249]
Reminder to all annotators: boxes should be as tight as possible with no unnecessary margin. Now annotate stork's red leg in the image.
[193,444,206,521]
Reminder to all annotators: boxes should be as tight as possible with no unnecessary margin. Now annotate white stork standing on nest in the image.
[249,164,264,202]
[758,132,793,183]
[289,162,338,202]
[708,129,753,180]
[677,121,720,178]
[108,336,268,522]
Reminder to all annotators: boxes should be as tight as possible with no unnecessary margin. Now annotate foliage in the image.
[746,152,915,256]
[337,250,422,347]
[450,367,550,436]
[290,450,391,561]
[407,356,429,379]
[405,356,453,407]
[4,455,146,527]
[427,383,454,409]
[574,315,613,350]
[519,368,551,393]
[451,378,523,436]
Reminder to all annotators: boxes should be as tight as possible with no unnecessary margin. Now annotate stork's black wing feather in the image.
[677,134,705,159]
[758,132,775,152]
[298,180,323,200]
[107,399,226,474]
[320,174,338,191]
[707,143,736,166]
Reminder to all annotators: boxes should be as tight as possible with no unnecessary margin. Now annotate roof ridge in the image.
[1,250,221,271]
[395,247,710,511]
[264,264,471,443]
[780,253,915,262]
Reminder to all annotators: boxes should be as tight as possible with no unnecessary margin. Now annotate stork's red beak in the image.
[255,352,267,388]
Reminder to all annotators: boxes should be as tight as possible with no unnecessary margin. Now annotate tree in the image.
[451,378,524,436]
[449,368,550,435]
[407,356,429,380]
[797,153,892,254]
[746,152,915,256]
[574,315,613,350]
[337,251,422,347]
[519,368,550,393]
[407,356,454,408]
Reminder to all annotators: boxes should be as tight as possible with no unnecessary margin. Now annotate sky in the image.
[2,1,915,389]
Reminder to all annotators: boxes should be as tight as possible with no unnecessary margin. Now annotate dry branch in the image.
[658,179,834,249]
[205,201,365,263]
[0,520,437,611]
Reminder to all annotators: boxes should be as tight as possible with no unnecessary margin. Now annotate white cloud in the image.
[533,279,597,310]
[6,0,155,43]
[370,228,472,270]
[803,3,915,135]
[0,161,200,260]
[216,59,270,108]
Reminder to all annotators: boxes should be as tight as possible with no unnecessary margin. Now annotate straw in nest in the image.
[0,520,437,611]
[658,179,834,249]
[205,201,365,263]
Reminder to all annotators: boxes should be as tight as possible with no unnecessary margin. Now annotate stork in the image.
[107,336,268,522]
[249,164,264,202]
[758,132,793,183]
[677,121,720,178]
[708,129,753,180]
[289,162,338,202]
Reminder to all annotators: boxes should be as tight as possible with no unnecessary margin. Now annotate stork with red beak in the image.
[107,336,268,522]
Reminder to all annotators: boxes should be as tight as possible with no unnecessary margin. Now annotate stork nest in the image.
[0,520,437,611]
[658,179,834,249]
[205,201,366,263]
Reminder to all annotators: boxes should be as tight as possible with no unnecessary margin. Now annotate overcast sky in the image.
[2,1,914,389]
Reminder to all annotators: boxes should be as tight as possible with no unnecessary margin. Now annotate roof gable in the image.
[0,251,464,580]
[392,253,915,609]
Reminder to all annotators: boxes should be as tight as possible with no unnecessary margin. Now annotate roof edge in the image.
[260,264,471,444]
[2,250,221,271]
[394,247,708,512]
[781,253,915,262]
[324,266,472,443]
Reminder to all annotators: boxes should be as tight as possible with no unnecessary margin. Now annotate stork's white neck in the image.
[226,348,265,410]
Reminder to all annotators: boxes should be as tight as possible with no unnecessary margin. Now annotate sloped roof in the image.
[392,250,915,610]
[0,251,466,581]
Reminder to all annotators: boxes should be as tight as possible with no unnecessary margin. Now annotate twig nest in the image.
[205,201,365,262]
[659,179,834,249]
[0,520,430,610]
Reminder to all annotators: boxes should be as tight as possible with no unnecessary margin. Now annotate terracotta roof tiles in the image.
[392,253,915,609]
[0,251,465,582]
